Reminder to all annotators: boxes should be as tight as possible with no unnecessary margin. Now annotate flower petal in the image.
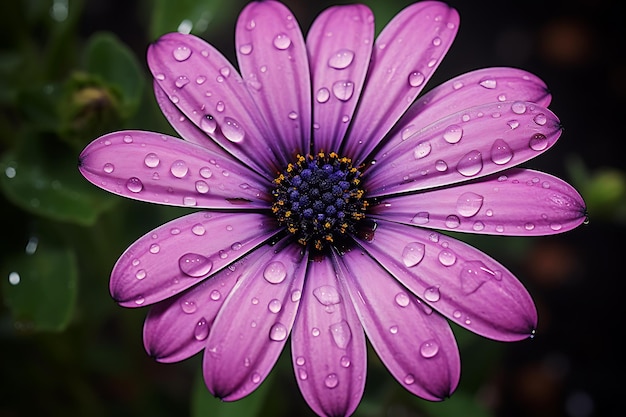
[203,239,306,401]
[291,256,366,417]
[148,32,278,176]
[79,130,272,209]
[366,101,561,196]
[372,168,587,236]
[307,4,374,153]
[142,260,242,363]
[337,249,460,400]
[110,211,278,307]
[344,1,459,164]
[384,67,552,155]
[235,1,310,166]
[355,220,537,341]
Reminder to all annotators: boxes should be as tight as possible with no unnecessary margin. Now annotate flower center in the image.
[271,152,368,251]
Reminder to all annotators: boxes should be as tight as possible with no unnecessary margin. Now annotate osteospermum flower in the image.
[79,1,586,415]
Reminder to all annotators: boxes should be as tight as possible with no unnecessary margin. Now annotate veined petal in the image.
[148,32,279,176]
[344,1,459,164]
[337,250,460,400]
[79,130,272,209]
[307,4,374,153]
[372,168,587,236]
[291,256,366,417]
[383,67,552,155]
[203,239,306,401]
[143,259,243,363]
[110,211,278,307]
[366,101,561,196]
[235,1,311,167]
[355,220,537,341]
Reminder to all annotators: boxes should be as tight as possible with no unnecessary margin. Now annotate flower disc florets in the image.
[272,152,368,251]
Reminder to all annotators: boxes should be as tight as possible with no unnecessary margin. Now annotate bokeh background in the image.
[1,0,623,416]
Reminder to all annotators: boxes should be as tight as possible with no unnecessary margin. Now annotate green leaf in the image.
[191,367,275,417]
[0,130,117,225]
[150,0,242,39]
[1,243,78,332]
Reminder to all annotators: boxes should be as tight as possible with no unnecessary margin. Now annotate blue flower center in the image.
[272,152,368,251]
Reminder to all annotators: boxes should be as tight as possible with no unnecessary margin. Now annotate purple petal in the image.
[307,4,374,153]
[338,250,460,400]
[148,32,279,176]
[79,130,272,209]
[143,262,241,363]
[235,1,310,166]
[110,211,278,307]
[372,168,587,236]
[203,239,306,401]
[384,67,552,155]
[366,101,561,196]
[356,220,537,341]
[344,1,459,164]
[291,256,366,417]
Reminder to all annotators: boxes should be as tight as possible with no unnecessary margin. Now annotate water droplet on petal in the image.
[394,292,410,307]
[533,113,547,125]
[273,33,291,50]
[173,45,192,61]
[210,290,221,301]
[404,374,415,385]
[456,150,483,177]
[329,320,352,348]
[420,339,440,358]
[328,49,355,69]
[445,215,461,228]
[296,356,306,366]
[178,253,213,277]
[424,286,440,302]
[269,322,287,341]
[135,269,146,280]
[103,163,114,173]
[181,300,197,313]
[529,133,549,151]
[332,80,355,101]
[438,249,457,266]
[195,180,209,194]
[200,114,217,134]
[191,223,205,236]
[313,285,341,306]
[239,43,253,55]
[316,87,330,103]
[456,192,484,217]
[435,160,448,172]
[413,141,431,159]
[324,373,339,389]
[134,296,145,305]
[408,71,425,87]
[479,77,497,89]
[340,356,351,368]
[263,261,287,284]
[411,211,429,225]
[490,138,514,165]
[402,242,426,267]
[175,75,190,88]
[144,153,160,168]
[268,299,282,313]
[149,243,160,254]
[442,124,463,143]
[199,166,213,179]
[311,327,320,337]
[126,177,143,193]
[511,101,527,114]
[194,317,209,340]
[460,261,498,294]
[170,160,189,178]
[222,117,245,143]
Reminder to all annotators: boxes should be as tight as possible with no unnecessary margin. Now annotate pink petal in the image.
[383,67,552,156]
[307,4,374,153]
[291,256,366,417]
[371,168,587,236]
[142,263,241,363]
[79,130,272,209]
[355,220,537,341]
[344,1,459,164]
[148,32,279,176]
[203,239,306,400]
[338,250,460,400]
[366,101,561,196]
[109,211,278,307]
[235,1,311,166]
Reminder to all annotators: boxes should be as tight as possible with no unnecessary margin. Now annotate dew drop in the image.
[389,325,399,334]
[472,221,485,231]
[456,192,484,217]
[394,292,410,307]
[404,374,415,385]
[296,356,306,366]
[329,320,352,349]
[340,356,351,368]
[273,33,291,50]
[173,45,192,61]
[222,117,245,143]
[126,177,143,193]
[435,160,448,172]
[438,249,456,266]
[511,101,527,114]
[479,77,497,89]
[313,285,341,305]
[144,153,160,168]
[311,327,320,337]
[328,49,355,69]
[332,80,355,101]
[413,141,431,159]
[103,163,114,173]
[445,215,461,228]
[291,289,301,302]
[194,317,209,340]
[251,372,261,384]
[175,75,190,88]
[183,196,197,206]
[402,242,426,267]
[268,299,282,313]
[149,243,160,254]
[411,211,429,225]
[200,114,217,134]
[529,133,549,151]
[239,43,253,55]
[195,180,209,194]
[420,339,440,358]
[123,134,133,143]
[181,300,197,313]
[423,286,441,302]
[324,373,339,389]
[442,124,463,144]
[456,150,483,177]
[191,223,206,236]
[134,296,145,305]
[135,269,146,280]
[298,368,308,380]
[170,160,189,178]
[490,138,514,165]
[316,87,330,103]
[460,261,497,294]
[178,253,213,277]
[263,261,287,284]
[199,166,213,179]
[269,322,287,341]
[533,113,547,125]
[210,290,221,301]
[408,71,425,87]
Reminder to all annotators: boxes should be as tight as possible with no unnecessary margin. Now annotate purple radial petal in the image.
[203,239,307,401]
[384,67,552,155]
[110,211,278,307]
[79,130,272,209]
[143,260,242,363]
[371,168,587,236]
[235,1,311,166]
[355,220,537,341]
[307,4,374,153]
[344,1,459,164]
[291,256,366,417]
[148,32,279,176]
[337,250,460,400]
[366,101,561,196]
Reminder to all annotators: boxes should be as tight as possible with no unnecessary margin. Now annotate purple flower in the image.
[79,1,586,415]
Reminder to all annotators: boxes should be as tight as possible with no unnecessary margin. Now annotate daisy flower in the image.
[78,1,586,416]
